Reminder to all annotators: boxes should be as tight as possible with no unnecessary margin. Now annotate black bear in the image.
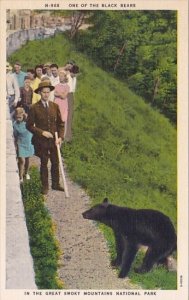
[82,198,177,278]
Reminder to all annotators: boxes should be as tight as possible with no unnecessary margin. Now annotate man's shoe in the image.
[52,185,64,192]
[42,187,48,195]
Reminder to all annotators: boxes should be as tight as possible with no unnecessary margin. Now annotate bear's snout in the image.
[82,209,93,220]
[82,211,88,219]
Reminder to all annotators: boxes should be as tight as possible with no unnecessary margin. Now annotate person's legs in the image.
[24,157,30,179]
[40,150,49,193]
[50,145,59,187]
[8,95,15,119]
[49,145,64,191]
[18,157,25,182]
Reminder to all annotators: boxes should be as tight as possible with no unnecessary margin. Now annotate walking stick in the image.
[55,132,69,198]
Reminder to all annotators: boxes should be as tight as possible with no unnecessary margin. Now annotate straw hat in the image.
[43,62,52,68]
[34,81,55,94]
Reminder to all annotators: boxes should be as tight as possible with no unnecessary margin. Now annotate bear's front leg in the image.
[111,231,124,267]
[118,239,138,278]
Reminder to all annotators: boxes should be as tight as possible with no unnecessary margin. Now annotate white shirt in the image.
[6,72,20,102]
[72,76,77,93]
[51,76,60,87]
[41,100,49,108]
[67,73,77,93]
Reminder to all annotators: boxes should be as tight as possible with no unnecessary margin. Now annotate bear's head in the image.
[82,198,110,222]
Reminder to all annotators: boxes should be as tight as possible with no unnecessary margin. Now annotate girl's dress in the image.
[13,121,34,157]
[54,83,70,122]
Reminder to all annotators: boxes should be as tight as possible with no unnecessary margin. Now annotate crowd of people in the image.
[6,60,79,194]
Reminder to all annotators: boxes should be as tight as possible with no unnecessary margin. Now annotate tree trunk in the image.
[152,76,160,104]
[70,12,85,39]
[113,42,127,72]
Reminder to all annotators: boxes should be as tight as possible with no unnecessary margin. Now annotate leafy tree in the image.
[73,10,177,123]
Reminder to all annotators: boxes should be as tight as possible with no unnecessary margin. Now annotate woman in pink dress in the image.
[54,69,70,137]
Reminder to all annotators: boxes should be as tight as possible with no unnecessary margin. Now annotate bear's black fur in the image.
[82,198,177,278]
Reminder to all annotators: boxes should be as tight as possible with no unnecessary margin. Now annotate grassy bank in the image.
[10,33,177,289]
[22,167,63,289]
[63,59,177,288]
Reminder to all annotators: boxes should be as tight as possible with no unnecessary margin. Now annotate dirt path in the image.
[31,157,139,290]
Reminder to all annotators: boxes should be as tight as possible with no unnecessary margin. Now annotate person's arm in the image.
[26,106,43,136]
[56,105,64,144]
[26,106,53,138]
[59,85,70,99]
[54,87,61,97]
[13,76,20,105]
[13,123,19,153]
[30,89,33,103]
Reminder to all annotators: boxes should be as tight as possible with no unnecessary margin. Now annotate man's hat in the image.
[34,81,55,94]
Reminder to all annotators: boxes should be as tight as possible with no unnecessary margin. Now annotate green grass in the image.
[22,167,63,289]
[10,33,177,289]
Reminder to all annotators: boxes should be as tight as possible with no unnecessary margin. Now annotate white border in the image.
[0,1,188,300]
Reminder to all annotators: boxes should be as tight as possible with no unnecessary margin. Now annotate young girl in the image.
[13,107,34,183]
[54,69,70,137]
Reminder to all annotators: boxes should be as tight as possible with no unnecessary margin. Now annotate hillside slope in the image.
[10,33,177,289]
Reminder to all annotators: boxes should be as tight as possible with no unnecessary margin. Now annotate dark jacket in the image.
[26,100,64,154]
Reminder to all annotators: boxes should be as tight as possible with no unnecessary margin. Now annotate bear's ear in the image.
[103,198,109,204]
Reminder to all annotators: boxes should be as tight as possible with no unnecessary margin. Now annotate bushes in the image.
[22,167,63,289]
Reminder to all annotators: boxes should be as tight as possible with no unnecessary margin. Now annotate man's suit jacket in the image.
[26,100,64,153]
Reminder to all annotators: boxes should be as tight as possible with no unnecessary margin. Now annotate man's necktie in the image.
[44,103,49,115]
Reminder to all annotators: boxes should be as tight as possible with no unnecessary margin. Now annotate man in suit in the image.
[26,81,64,195]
